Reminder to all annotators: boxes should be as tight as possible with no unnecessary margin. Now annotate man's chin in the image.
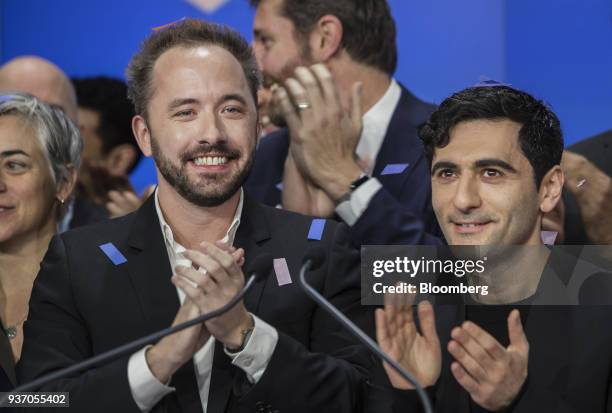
[446,233,494,247]
[181,188,238,207]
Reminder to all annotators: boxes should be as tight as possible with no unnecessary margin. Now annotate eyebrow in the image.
[431,161,457,175]
[431,158,519,175]
[167,98,199,112]
[473,158,518,173]
[167,94,249,112]
[221,93,248,107]
[0,149,30,158]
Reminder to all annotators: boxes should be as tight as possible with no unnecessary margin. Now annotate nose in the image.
[452,174,482,213]
[197,109,227,146]
[0,173,6,192]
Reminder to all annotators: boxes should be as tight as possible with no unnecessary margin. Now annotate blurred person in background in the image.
[246,0,440,247]
[0,56,107,229]
[72,76,154,217]
[542,129,612,245]
[72,77,141,203]
[0,93,80,388]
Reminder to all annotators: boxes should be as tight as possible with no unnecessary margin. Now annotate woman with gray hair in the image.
[0,92,81,389]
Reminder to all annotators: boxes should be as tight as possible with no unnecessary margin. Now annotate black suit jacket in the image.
[0,326,15,391]
[17,194,375,413]
[245,84,442,247]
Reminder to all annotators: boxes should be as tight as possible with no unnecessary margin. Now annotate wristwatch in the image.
[225,326,254,354]
[336,173,370,204]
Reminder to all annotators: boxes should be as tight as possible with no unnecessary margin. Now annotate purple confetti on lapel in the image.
[273,258,292,286]
[541,231,558,246]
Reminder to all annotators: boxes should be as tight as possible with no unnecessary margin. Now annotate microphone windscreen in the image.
[248,253,273,282]
[578,272,612,304]
[303,246,327,271]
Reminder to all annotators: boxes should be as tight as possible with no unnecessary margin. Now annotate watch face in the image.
[350,175,370,190]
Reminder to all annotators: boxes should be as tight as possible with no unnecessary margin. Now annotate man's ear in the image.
[132,115,152,157]
[539,165,564,214]
[105,144,138,176]
[309,14,343,62]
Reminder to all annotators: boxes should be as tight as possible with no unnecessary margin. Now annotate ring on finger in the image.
[296,101,311,109]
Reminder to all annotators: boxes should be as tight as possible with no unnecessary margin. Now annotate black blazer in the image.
[245,84,441,247]
[17,194,375,413]
[0,325,15,391]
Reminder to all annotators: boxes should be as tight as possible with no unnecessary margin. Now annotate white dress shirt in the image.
[336,79,401,225]
[127,189,279,412]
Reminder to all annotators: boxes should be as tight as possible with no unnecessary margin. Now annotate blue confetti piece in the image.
[381,163,409,175]
[99,242,127,265]
[473,77,512,88]
[307,219,326,240]
[275,182,284,191]
[0,95,15,104]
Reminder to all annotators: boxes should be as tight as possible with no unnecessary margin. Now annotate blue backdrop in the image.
[2,0,611,193]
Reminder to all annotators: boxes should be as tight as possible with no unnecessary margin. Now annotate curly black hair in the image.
[419,85,563,188]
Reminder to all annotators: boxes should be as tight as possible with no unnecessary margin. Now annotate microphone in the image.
[299,247,434,413]
[10,253,273,394]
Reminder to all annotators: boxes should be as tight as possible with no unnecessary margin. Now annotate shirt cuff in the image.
[224,315,279,383]
[335,177,382,226]
[127,345,175,412]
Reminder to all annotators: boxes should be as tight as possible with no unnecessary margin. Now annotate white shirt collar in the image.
[356,78,402,174]
[154,187,244,253]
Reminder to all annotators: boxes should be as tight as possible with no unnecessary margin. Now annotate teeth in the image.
[193,156,228,166]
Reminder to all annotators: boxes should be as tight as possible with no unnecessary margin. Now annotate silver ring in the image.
[296,101,311,110]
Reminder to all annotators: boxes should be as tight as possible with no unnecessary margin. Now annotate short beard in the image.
[150,134,254,207]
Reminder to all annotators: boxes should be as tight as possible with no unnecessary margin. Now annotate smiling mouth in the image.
[192,155,228,166]
[453,222,492,234]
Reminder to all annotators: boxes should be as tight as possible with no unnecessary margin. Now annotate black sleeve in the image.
[16,235,140,413]
[231,223,374,413]
[391,387,436,413]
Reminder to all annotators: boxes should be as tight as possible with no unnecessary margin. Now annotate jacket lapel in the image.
[207,194,272,413]
[125,196,201,412]
[372,85,430,195]
[126,195,180,332]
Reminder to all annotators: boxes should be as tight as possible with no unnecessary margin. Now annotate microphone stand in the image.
[8,273,259,396]
[299,259,434,413]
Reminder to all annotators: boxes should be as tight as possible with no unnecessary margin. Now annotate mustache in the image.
[180,143,241,163]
